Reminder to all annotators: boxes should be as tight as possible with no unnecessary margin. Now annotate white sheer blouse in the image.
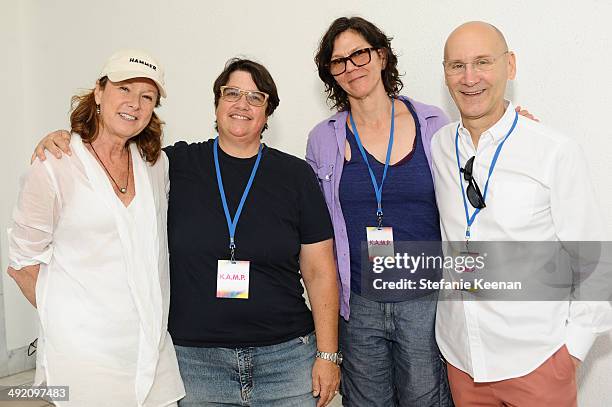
[8,134,184,406]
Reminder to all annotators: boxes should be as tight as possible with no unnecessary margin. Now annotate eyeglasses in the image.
[329,47,379,76]
[443,51,510,76]
[220,86,269,107]
[461,156,486,209]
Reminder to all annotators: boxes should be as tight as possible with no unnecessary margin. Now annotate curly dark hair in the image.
[213,58,280,133]
[70,76,164,163]
[315,16,403,111]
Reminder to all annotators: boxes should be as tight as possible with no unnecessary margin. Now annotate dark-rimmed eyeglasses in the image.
[443,51,510,76]
[220,86,269,107]
[328,47,379,76]
[461,156,486,209]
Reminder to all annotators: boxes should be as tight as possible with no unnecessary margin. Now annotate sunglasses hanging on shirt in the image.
[461,156,486,209]
[454,111,519,242]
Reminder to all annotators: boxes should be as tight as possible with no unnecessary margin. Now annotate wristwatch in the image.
[316,350,343,366]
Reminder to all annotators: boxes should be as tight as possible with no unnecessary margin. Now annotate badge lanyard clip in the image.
[229,240,236,263]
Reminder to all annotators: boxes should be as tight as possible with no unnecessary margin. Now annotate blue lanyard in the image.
[455,111,518,240]
[213,137,263,261]
[349,98,395,227]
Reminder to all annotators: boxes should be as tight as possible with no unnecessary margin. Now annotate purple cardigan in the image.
[305,96,449,319]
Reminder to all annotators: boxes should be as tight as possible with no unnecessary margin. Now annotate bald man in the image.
[430,22,612,406]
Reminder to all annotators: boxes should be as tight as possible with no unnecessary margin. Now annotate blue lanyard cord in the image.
[455,111,519,239]
[349,98,395,226]
[213,138,263,259]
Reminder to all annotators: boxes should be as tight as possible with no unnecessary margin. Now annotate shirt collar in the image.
[458,100,516,144]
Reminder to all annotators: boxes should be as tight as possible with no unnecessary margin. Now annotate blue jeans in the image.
[175,332,317,406]
[339,292,453,407]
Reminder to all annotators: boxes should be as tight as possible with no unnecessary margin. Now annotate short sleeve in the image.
[297,162,334,244]
[8,159,60,269]
[162,144,175,163]
[163,141,189,161]
[161,151,170,199]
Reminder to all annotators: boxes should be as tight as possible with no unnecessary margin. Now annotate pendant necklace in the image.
[88,142,131,194]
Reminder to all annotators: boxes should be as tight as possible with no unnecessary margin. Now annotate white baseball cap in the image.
[100,49,166,98]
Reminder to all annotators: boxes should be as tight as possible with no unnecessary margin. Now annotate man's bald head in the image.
[444,21,508,60]
[442,21,516,138]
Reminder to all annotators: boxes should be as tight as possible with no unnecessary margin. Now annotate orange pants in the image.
[447,346,577,407]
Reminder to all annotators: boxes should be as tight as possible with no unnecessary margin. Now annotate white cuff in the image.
[566,323,597,361]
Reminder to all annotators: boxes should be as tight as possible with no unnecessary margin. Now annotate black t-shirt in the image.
[164,139,333,347]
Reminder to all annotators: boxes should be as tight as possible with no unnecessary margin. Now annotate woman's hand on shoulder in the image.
[31,130,72,163]
[515,105,540,122]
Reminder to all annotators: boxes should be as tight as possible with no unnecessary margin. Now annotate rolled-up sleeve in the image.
[551,140,612,360]
[8,159,60,270]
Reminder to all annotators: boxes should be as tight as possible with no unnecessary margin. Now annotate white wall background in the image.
[1,0,610,404]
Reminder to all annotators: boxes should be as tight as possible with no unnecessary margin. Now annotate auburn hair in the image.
[70,76,164,163]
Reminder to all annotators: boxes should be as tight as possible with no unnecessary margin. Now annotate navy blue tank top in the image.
[339,99,441,297]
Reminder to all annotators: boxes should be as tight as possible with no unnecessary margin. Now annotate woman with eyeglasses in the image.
[31,58,341,407]
[307,17,453,406]
[166,58,340,407]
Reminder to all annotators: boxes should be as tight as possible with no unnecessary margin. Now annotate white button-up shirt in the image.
[431,102,612,382]
[8,135,185,406]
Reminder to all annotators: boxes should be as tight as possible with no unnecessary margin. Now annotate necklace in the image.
[88,142,131,194]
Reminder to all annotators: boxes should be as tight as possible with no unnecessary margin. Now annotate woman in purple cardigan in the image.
[306,17,453,406]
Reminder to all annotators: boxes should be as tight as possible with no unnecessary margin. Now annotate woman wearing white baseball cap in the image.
[6,49,184,406]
